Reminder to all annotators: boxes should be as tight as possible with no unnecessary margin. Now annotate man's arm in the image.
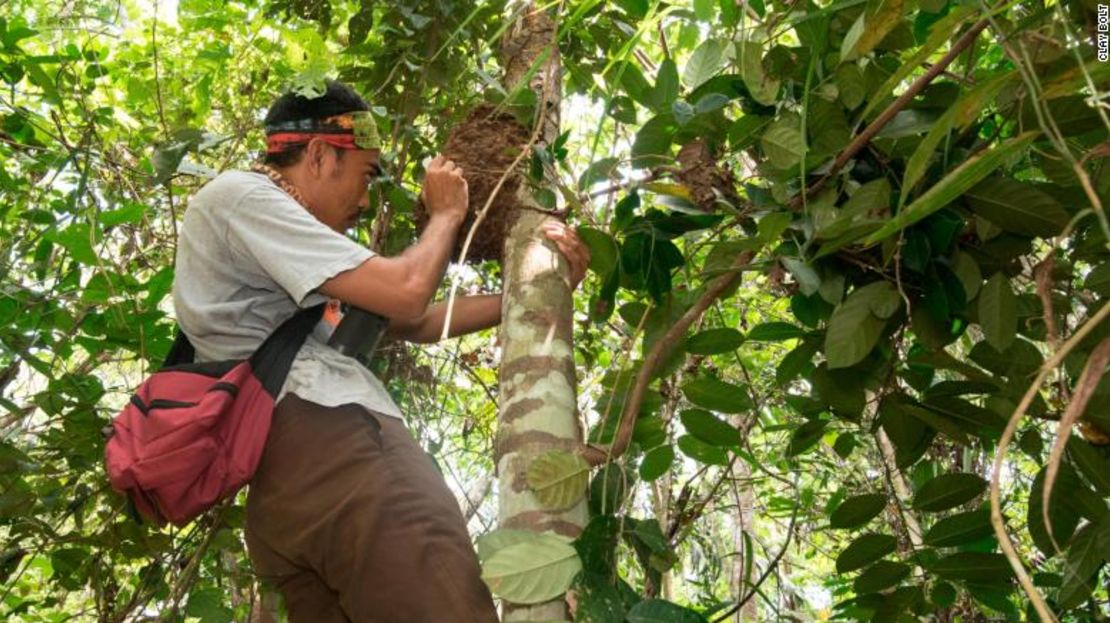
[386,294,502,343]
[317,157,466,319]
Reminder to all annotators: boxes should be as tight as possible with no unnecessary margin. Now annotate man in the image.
[172,80,590,622]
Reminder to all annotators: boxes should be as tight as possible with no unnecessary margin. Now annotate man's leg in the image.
[245,394,498,623]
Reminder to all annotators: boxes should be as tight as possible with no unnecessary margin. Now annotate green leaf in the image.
[854,561,911,594]
[738,41,778,106]
[525,450,590,509]
[571,573,628,623]
[99,202,147,227]
[639,444,675,482]
[680,409,741,447]
[579,227,620,278]
[677,434,730,465]
[481,533,582,604]
[932,552,1014,584]
[913,473,987,512]
[632,113,678,167]
[830,494,887,529]
[681,376,752,413]
[864,132,1040,245]
[787,419,828,456]
[952,252,982,301]
[781,257,820,296]
[683,39,731,90]
[746,322,806,341]
[47,223,99,265]
[185,588,233,623]
[1084,263,1110,296]
[1068,439,1110,496]
[835,533,897,573]
[652,59,680,110]
[964,177,1070,238]
[923,510,993,547]
[578,158,621,191]
[852,0,905,57]
[1058,522,1107,608]
[478,529,570,562]
[835,63,866,110]
[626,599,709,623]
[825,281,894,369]
[760,118,807,170]
[686,328,744,354]
[978,272,1017,352]
[901,74,1014,200]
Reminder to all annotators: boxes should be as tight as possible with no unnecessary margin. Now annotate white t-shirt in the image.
[172,170,403,419]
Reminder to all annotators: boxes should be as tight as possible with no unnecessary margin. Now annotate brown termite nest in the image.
[674,139,742,213]
[413,104,530,263]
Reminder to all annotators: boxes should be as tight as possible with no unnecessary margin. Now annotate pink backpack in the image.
[104,305,323,526]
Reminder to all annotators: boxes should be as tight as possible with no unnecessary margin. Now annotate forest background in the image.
[1,0,1109,621]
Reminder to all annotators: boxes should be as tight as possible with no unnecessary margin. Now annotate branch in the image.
[712,491,800,623]
[581,250,755,466]
[794,19,989,206]
[990,302,1110,623]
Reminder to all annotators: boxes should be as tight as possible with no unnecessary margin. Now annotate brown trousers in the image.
[245,394,499,623]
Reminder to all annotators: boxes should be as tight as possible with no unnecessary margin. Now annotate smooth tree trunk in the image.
[496,4,587,621]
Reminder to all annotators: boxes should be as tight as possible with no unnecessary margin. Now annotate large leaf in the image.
[965,177,1070,238]
[977,272,1017,352]
[1068,439,1110,496]
[681,376,753,413]
[852,0,905,58]
[677,435,730,465]
[639,444,675,482]
[760,118,807,170]
[830,494,887,529]
[626,599,709,623]
[824,281,895,369]
[1058,522,1107,608]
[835,533,897,573]
[481,533,582,604]
[864,132,1040,245]
[683,39,731,89]
[746,322,807,341]
[913,473,987,512]
[931,552,1014,584]
[854,560,911,594]
[680,409,742,447]
[737,40,778,105]
[923,510,993,547]
[686,328,744,354]
[525,450,590,509]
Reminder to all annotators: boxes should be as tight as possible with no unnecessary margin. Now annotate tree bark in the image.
[496,5,586,621]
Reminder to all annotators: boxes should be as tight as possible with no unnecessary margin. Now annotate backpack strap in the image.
[249,304,327,397]
[161,329,197,368]
[162,304,326,397]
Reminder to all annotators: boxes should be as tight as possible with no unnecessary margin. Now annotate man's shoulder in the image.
[192,170,271,208]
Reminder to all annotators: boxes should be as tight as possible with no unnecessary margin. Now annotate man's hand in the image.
[542,221,591,289]
[422,155,468,224]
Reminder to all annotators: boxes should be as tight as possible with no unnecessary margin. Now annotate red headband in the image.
[266,132,359,154]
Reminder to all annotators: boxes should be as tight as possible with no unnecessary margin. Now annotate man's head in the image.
[263,80,382,232]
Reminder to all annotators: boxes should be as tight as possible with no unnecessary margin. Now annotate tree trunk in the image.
[496,5,586,622]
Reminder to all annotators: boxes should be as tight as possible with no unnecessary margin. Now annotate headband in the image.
[264,111,382,154]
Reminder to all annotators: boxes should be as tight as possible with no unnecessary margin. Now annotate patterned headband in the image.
[264,111,381,154]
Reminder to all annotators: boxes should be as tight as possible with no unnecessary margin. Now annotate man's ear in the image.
[305,139,330,178]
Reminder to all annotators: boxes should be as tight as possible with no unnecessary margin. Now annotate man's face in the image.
[311,146,382,232]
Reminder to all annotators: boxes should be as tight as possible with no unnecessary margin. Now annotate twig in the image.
[1041,338,1110,550]
[581,250,755,466]
[792,19,989,207]
[711,488,800,623]
[990,302,1110,623]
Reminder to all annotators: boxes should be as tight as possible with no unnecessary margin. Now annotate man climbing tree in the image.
[172,79,589,621]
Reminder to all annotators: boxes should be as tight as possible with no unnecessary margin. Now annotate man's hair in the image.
[262,79,371,167]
